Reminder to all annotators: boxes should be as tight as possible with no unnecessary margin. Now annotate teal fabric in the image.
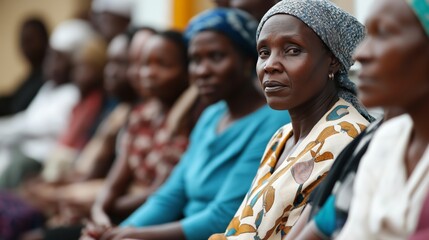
[408,0,429,36]
[121,101,290,240]
[314,195,337,238]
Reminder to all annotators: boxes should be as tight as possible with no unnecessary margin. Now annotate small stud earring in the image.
[328,72,334,81]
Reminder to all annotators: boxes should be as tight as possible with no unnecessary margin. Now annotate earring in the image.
[328,72,334,81]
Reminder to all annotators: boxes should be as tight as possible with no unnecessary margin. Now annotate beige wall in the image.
[0,0,88,95]
[332,0,355,15]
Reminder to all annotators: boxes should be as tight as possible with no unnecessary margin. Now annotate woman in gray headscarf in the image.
[209,0,372,239]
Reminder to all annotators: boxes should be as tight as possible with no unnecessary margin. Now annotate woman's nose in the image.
[353,38,372,64]
[263,54,283,74]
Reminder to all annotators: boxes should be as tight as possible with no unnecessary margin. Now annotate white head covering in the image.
[91,0,135,18]
[50,19,97,59]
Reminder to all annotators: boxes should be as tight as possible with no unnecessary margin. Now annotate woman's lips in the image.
[263,80,288,93]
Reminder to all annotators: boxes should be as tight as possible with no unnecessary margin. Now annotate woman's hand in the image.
[80,220,113,240]
[99,227,138,240]
[91,205,112,228]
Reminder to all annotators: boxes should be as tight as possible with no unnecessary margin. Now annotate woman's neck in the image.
[288,86,339,143]
[407,96,429,142]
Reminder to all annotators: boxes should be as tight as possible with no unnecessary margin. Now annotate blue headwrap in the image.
[184,8,258,58]
[407,0,429,36]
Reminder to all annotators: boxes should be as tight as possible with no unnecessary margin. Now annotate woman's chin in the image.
[266,100,289,110]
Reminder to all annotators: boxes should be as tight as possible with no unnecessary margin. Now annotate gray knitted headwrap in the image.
[257,0,373,121]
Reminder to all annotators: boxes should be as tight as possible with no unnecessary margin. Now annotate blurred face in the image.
[230,0,279,20]
[127,30,154,94]
[189,31,249,105]
[73,59,102,95]
[138,36,188,103]
[353,0,429,109]
[20,24,47,65]
[43,48,72,84]
[97,12,129,42]
[104,35,129,96]
[257,14,335,110]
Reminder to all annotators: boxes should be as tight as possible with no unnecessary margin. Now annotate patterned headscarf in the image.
[184,7,258,59]
[407,0,429,36]
[257,0,373,121]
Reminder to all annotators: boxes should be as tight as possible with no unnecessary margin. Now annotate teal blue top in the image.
[121,101,290,240]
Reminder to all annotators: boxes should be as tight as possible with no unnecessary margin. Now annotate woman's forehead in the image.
[258,14,323,46]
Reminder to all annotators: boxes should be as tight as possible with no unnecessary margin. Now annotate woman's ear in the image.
[329,55,341,74]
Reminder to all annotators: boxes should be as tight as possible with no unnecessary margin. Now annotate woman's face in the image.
[138,35,188,102]
[73,59,102,95]
[256,14,335,110]
[104,36,129,97]
[189,31,249,105]
[127,30,154,94]
[43,48,72,84]
[353,0,429,109]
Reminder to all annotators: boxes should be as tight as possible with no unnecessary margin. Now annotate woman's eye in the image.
[189,56,200,64]
[210,52,224,62]
[285,47,301,55]
[258,49,270,58]
[376,27,391,39]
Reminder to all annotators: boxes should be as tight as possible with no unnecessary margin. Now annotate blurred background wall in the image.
[0,0,374,96]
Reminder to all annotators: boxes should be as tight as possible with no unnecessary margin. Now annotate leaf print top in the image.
[210,98,369,240]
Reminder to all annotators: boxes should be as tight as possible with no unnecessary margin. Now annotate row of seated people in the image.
[0,0,428,239]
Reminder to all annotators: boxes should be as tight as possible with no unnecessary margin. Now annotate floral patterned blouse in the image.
[119,99,189,195]
[211,98,369,240]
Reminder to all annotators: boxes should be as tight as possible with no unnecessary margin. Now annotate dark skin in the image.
[229,0,280,21]
[126,30,155,98]
[353,0,429,177]
[104,35,138,103]
[43,48,73,85]
[81,34,190,240]
[73,59,104,97]
[20,20,48,69]
[138,36,189,107]
[84,30,266,240]
[96,11,130,43]
[81,34,138,180]
[189,31,265,130]
[256,14,341,169]
[289,0,429,239]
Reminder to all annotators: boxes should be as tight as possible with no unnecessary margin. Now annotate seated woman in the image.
[0,19,93,189]
[18,32,140,226]
[80,8,291,240]
[40,35,111,183]
[331,0,428,239]
[88,30,195,225]
[209,1,373,239]
[20,30,199,240]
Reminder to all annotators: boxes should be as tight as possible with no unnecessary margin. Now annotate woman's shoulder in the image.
[358,114,412,170]
[370,114,412,143]
[201,101,227,116]
[326,98,370,127]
